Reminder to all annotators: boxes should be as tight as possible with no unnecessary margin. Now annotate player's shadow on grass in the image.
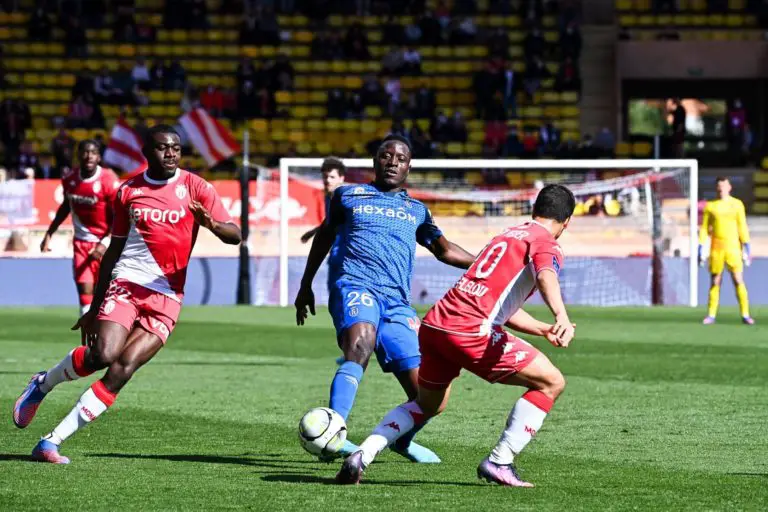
[0,454,37,462]
[261,474,486,487]
[88,452,321,469]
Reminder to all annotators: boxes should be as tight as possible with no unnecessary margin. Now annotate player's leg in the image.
[727,251,753,324]
[13,315,132,429]
[705,250,725,323]
[336,325,460,483]
[34,327,163,464]
[327,284,381,422]
[76,282,95,316]
[375,307,440,462]
[72,240,99,315]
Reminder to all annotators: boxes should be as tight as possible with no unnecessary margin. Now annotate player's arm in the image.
[190,182,242,245]
[697,204,711,265]
[418,208,475,269]
[40,201,71,252]
[536,269,573,347]
[737,200,751,265]
[427,236,476,269]
[300,225,320,244]
[505,309,552,336]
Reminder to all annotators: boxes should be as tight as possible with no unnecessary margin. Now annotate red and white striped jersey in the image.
[423,221,564,336]
[62,166,121,242]
[111,169,231,302]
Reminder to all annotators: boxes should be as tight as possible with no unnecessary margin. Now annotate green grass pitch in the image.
[0,306,766,511]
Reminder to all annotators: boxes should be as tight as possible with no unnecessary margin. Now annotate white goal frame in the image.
[278,158,699,308]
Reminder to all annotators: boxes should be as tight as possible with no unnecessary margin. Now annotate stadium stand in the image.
[0,0,594,183]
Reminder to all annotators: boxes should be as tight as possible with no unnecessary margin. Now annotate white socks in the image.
[80,304,91,316]
[359,402,423,466]
[489,395,549,465]
[40,349,79,393]
[45,382,115,446]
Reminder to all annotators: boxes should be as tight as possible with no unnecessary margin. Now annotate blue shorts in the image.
[328,280,421,373]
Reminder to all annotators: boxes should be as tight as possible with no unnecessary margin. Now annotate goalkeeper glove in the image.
[743,243,752,267]
[698,245,704,267]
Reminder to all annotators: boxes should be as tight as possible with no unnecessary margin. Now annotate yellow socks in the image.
[736,284,750,318]
[707,285,720,318]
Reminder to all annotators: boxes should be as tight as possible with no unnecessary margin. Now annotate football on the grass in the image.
[298,407,347,457]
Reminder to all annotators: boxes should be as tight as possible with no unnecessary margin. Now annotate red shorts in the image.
[96,279,182,343]
[418,324,540,389]
[72,239,101,284]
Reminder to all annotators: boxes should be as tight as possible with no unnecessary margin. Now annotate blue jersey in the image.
[327,183,443,303]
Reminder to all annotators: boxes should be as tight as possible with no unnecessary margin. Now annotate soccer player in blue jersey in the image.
[300,157,346,246]
[295,135,476,463]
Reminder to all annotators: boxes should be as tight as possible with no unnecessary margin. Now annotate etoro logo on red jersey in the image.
[129,205,187,224]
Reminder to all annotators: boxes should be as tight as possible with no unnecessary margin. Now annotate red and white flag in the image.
[179,108,240,167]
[103,118,147,173]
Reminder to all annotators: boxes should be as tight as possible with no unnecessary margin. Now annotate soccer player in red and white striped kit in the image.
[336,184,577,487]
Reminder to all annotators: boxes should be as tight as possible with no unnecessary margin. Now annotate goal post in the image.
[274,158,699,308]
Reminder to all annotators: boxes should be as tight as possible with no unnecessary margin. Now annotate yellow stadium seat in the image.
[275,91,293,104]
[444,142,463,156]
[632,141,652,157]
[615,142,631,157]
[408,172,425,185]
[464,171,484,185]
[616,0,632,10]
[296,141,313,155]
[425,171,443,184]
[506,173,523,187]
[619,15,637,26]
[250,119,269,133]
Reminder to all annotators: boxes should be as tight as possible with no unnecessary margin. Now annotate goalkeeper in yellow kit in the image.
[698,177,754,325]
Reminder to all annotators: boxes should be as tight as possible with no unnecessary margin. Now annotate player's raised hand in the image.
[189,200,214,230]
[40,233,52,252]
[294,286,316,326]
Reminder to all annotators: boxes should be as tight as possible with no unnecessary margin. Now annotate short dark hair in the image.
[144,124,180,147]
[379,134,412,154]
[715,176,729,183]
[321,156,345,176]
[532,184,576,223]
[77,139,100,152]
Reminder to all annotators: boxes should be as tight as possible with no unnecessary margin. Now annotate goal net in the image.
[250,158,698,308]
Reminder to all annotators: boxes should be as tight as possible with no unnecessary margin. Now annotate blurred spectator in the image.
[134,115,149,140]
[521,129,539,158]
[402,46,422,74]
[181,83,200,112]
[18,140,39,175]
[594,127,615,157]
[484,118,507,150]
[488,28,510,59]
[67,93,95,128]
[113,64,139,106]
[63,16,88,58]
[150,59,167,90]
[167,59,187,90]
[51,128,76,174]
[382,46,405,75]
[449,16,477,45]
[268,54,294,91]
[239,11,261,45]
[28,8,53,41]
[408,84,436,119]
[490,0,513,14]
[131,58,151,91]
[344,23,371,60]
[384,76,402,114]
[500,62,517,118]
[200,84,224,117]
[539,120,560,156]
[669,97,686,157]
[653,0,677,13]
[236,57,259,89]
[190,0,209,29]
[389,118,408,138]
[727,98,747,152]
[430,111,452,143]
[94,67,119,103]
[524,57,551,98]
[523,0,545,25]
[523,27,546,63]
[346,93,365,119]
[36,153,57,179]
[555,57,580,93]
[418,10,443,45]
[560,22,581,59]
[473,61,498,120]
[222,87,237,124]
[435,0,451,26]
[113,0,137,41]
[383,15,406,45]
[503,125,524,157]
[409,124,434,158]
[447,112,468,143]
[0,99,31,165]
[327,88,347,118]
[578,134,601,159]
[360,74,384,107]
[135,16,156,42]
